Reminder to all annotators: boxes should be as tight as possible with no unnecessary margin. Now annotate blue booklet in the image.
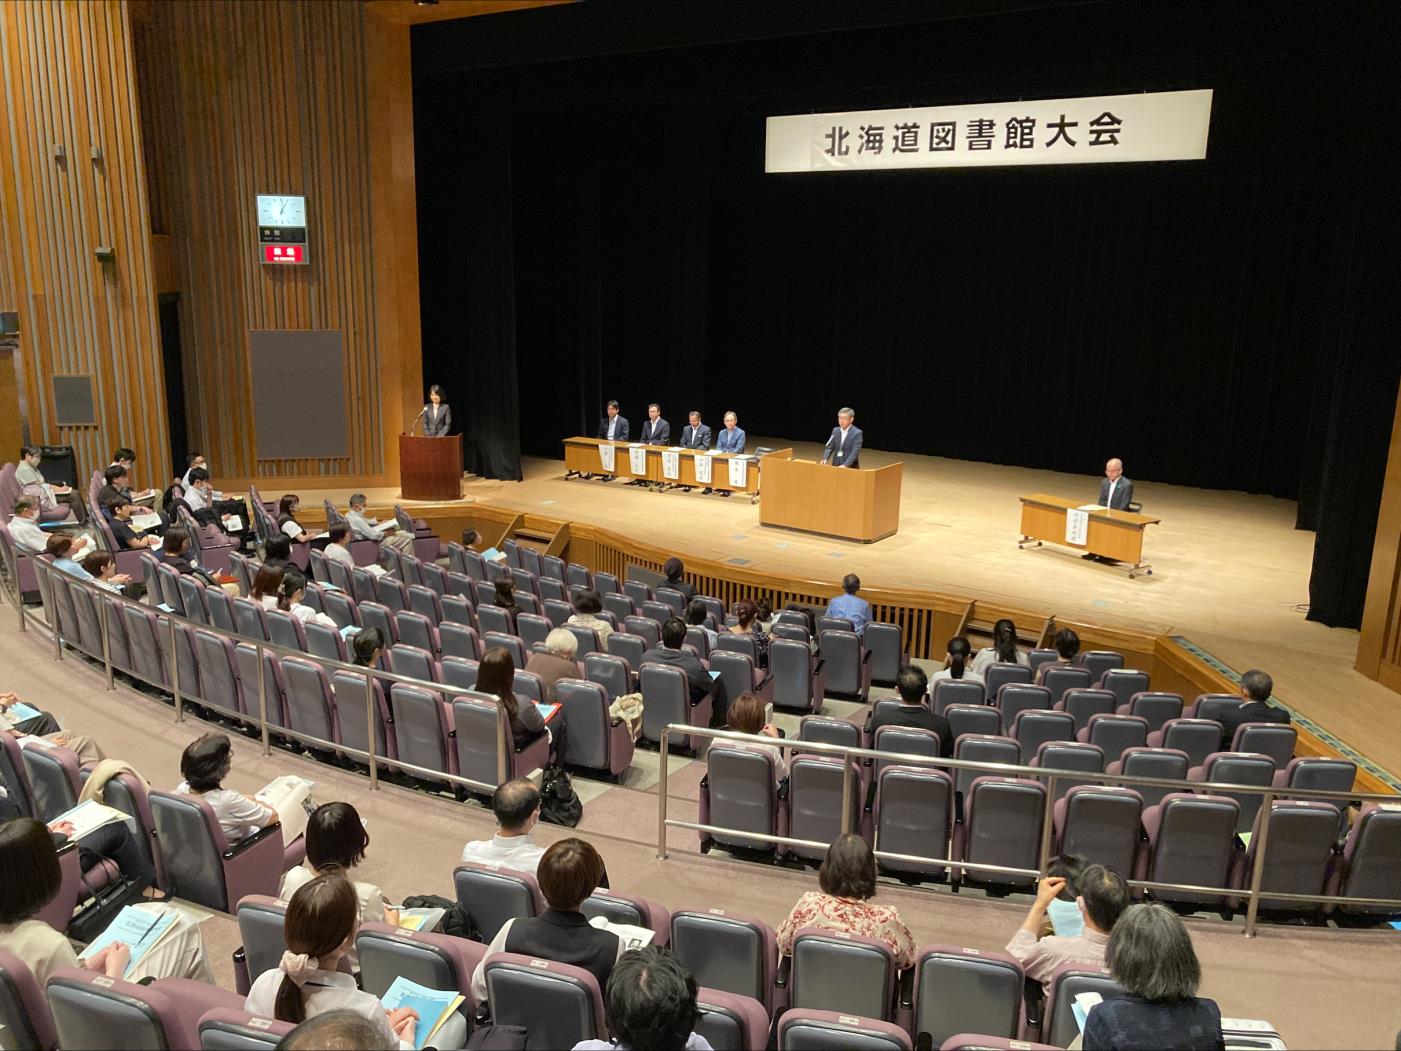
[339,624,362,639]
[535,702,561,723]
[1047,897,1085,938]
[9,702,43,723]
[380,976,464,1050]
[78,905,177,978]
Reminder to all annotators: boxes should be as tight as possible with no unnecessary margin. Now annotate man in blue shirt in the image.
[826,573,871,637]
[715,412,746,453]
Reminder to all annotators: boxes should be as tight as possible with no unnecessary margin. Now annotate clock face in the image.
[256,194,307,227]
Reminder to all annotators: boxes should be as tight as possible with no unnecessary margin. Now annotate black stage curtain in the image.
[413,1,1399,626]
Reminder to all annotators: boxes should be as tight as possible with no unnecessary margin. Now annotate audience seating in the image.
[1096,669,1150,709]
[1329,803,1401,918]
[983,661,1033,699]
[0,949,58,1051]
[453,862,544,941]
[865,622,906,687]
[1139,792,1239,907]
[1105,747,1190,809]
[47,968,241,1051]
[907,945,1025,1049]
[1189,752,1278,833]
[556,678,635,778]
[1233,800,1339,913]
[874,766,954,882]
[1054,687,1116,732]
[197,1008,295,1049]
[1028,741,1105,801]
[953,776,1045,890]
[777,1009,913,1050]
[1117,691,1184,733]
[786,756,861,862]
[945,704,1002,742]
[696,988,771,1051]
[641,663,711,752]
[993,684,1051,734]
[356,921,485,1017]
[1146,718,1223,769]
[483,953,606,1051]
[770,639,826,713]
[1053,785,1144,879]
[787,928,896,1021]
[932,679,984,714]
[1042,965,1125,1048]
[701,745,786,854]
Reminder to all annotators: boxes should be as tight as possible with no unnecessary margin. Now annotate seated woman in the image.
[724,691,786,780]
[475,647,560,760]
[245,874,424,1050]
[80,550,131,594]
[776,834,915,969]
[0,818,213,986]
[0,691,105,762]
[251,561,287,610]
[1083,903,1223,1051]
[566,589,613,642]
[263,534,293,566]
[158,527,219,586]
[492,578,520,627]
[277,567,338,630]
[277,495,312,545]
[725,599,770,669]
[971,618,1029,676]
[928,635,983,686]
[755,598,775,634]
[661,557,696,604]
[352,627,384,669]
[175,733,279,845]
[47,534,131,591]
[471,838,620,1002]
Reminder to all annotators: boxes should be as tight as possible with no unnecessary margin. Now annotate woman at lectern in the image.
[423,384,452,437]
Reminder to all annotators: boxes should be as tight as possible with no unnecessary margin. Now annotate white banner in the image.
[766,90,1212,173]
[628,445,648,476]
[661,450,681,480]
[598,444,615,473]
[728,457,749,489]
[1065,508,1090,546]
[693,454,713,485]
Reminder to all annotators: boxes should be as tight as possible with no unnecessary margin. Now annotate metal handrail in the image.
[10,555,521,796]
[656,724,1401,938]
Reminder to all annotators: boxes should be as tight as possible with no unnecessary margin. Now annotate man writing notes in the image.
[820,407,863,468]
[632,403,670,487]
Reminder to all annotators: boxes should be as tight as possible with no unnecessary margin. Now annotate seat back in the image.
[1189,693,1241,724]
[1079,650,1125,682]
[864,622,903,686]
[771,638,821,712]
[303,621,348,663]
[452,862,543,941]
[196,1008,294,1049]
[386,642,438,683]
[951,735,1020,800]
[556,679,624,773]
[236,895,290,982]
[670,909,777,1011]
[798,714,861,751]
[695,989,768,1051]
[791,929,895,1020]
[355,924,477,1008]
[710,650,761,712]
[1011,709,1077,763]
[46,969,192,1051]
[787,756,861,862]
[148,791,234,911]
[994,684,1052,733]
[1045,967,1125,1048]
[440,622,481,661]
[235,644,287,728]
[874,767,953,878]
[0,948,57,1051]
[606,631,647,672]
[1196,752,1277,832]
[1337,803,1401,915]
[264,609,307,653]
[776,1010,912,1050]
[1124,691,1185,733]
[932,678,984,714]
[232,597,269,641]
[281,656,339,746]
[330,670,392,763]
[1083,714,1149,765]
[1278,756,1356,794]
[1059,688,1117,732]
[871,725,939,779]
[20,744,81,821]
[483,631,527,668]
[704,745,780,851]
[121,604,168,686]
[1039,665,1092,705]
[389,684,452,782]
[452,693,516,789]
[945,704,1001,742]
[205,586,237,633]
[1056,785,1143,878]
[1098,669,1150,707]
[654,587,686,613]
[93,770,167,891]
[1027,648,1059,673]
[193,629,242,717]
[961,776,1045,887]
[483,954,604,1051]
[820,630,865,698]
[516,612,552,650]
[1114,747,1189,809]
[1031,741,1104,801]
[1143,792,1239,904]
[1157,719,1223,769]
[177,575,210,625]
[1247,800,1340,908]
[1232,723,1296,768]
[983,661,1033,699]
[640,663,694,745]
[913,946,1024,1048]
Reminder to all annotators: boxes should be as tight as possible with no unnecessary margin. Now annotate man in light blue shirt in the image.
[715,411,746,454]
[826,573,871,637]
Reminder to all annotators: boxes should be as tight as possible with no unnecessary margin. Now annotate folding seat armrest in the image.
[774,954,791,989]
[897,965,916,1009]
[223,822,284,860]
[1022,975,1046,1028]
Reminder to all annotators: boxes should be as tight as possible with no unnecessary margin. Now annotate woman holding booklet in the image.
[0,817,212,985]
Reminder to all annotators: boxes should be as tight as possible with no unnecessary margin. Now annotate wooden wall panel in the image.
[132,0,421,484]
[1357,380,1401,692]
[0,0,170,487]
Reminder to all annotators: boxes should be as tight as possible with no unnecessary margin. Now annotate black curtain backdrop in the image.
[413,1,1400,627]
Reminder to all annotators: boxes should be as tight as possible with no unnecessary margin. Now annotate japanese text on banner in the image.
[598,444,616,473]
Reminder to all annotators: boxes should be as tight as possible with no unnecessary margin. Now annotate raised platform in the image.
[272,438,1401,781]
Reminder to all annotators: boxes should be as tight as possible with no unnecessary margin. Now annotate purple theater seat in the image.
[777,1009,913,1051]
[0,948,58,1051]
[1115,691,1184,733]
[671,908,780,1014]
[46,968,242,1051]
[700,743,787,853]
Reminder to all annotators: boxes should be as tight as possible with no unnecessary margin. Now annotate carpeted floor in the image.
[4,611,1399,1049]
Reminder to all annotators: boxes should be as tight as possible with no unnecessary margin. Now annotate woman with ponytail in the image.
[276,567,338,630]
[972,618,1030,676]
[244,874,419,1047]
[929,635,984,685]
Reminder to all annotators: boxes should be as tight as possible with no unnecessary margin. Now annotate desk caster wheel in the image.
[1146,569,1153,576]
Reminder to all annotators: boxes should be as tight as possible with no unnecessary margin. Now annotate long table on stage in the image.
[1018,493,1161,577]
[562,437,791,498]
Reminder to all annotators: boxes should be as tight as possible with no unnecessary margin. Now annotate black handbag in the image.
[538,764,582,827]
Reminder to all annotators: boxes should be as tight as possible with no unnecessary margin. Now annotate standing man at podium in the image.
[820,407,863,468]
[1099,459,1134,510]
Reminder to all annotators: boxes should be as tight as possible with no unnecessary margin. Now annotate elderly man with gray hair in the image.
[820,407,863,468]
[526,628,581,704]
[344,493,414,555]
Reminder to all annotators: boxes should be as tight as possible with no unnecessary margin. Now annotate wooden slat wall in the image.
[1357,381,1401,693]
[131,0,419,483]
[0,0,170,486]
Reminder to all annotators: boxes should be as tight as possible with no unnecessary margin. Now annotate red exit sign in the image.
[262,244,306,265]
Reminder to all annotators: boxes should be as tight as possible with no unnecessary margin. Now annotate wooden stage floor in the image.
[315,438,1401,779]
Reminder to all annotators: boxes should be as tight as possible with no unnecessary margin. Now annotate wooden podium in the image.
[759,452,902,543]
[1018,493,1161,577]
[399,434,462,501]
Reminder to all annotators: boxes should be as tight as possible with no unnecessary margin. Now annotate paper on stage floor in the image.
[598,443,616,473]
[662,450,681,480]
[256,775,315,843]
[693,453,713,484]
[1065,507,1090,546]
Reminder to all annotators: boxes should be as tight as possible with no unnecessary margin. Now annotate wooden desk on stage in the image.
[400,434,462,501]
[562,437,786,498]
[1018,493,1161,577]
[759,453,902,543]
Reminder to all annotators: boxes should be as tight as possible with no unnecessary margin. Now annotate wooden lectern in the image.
[759,452,902,543]
[399,434,462,501]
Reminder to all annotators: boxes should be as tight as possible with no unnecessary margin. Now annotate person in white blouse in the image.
[276,567,338,630]
[927,636,984,686]
[176,733,278,844]
[460,779,546,874]
[9,497,91,558]
[245,874,428,1050]
[971,619,1031,677]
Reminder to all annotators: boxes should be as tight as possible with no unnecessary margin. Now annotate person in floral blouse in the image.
[776,834,916,969]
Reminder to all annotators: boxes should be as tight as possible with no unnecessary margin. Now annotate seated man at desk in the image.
[715,412,746,454]
[631,403,670,486]
[678,412,712,492]
[1084,457,1135,563]
[598,400,629,442]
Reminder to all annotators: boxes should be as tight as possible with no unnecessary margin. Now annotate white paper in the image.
[661,451,681,480]
[587,915,656,950]
[130,512,162,531]
[598,444,616,473]
[628,446,648,476]
[52,800,129,838]
[222,515,244,531]
[256,775,314,843]
[728,457,749,489]
[1065,507,1089,545]
[693,454,713,485]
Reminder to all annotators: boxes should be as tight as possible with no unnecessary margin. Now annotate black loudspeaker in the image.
[38,445,78,487]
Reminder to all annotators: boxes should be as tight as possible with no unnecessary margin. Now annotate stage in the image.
[297,438,1400,780]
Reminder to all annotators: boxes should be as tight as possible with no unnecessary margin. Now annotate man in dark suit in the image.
[1098,458,1134,510]
[680,411,711,450]
[820,407,863,468]
[640,617,728,726]
[641,403,670,445]
[868,665,952,756]
[598,400,629,442]
[1218,668,1291,751]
